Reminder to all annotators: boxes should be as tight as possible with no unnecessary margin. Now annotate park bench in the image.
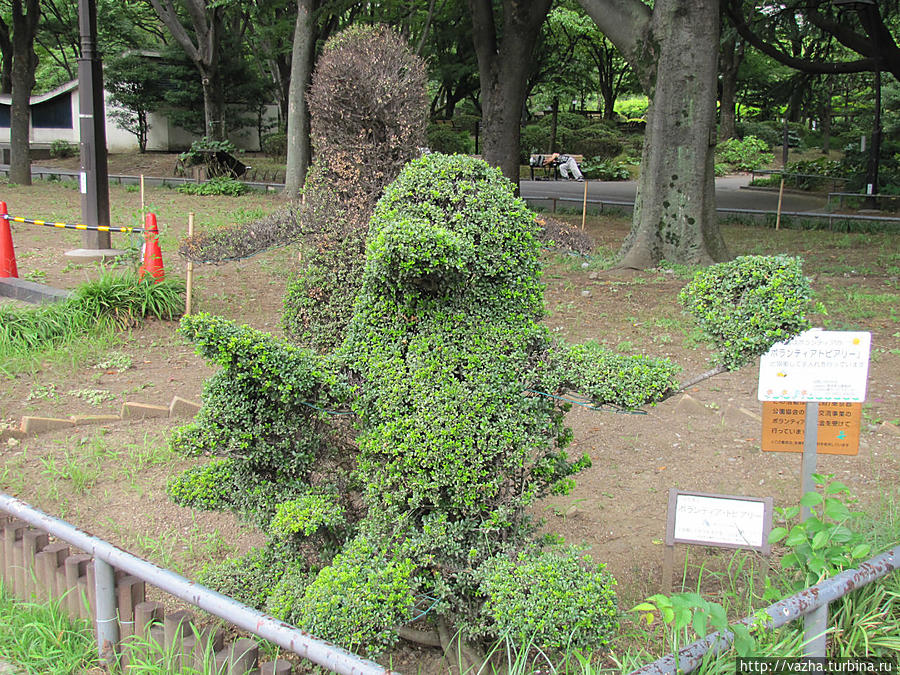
[529,154,583,181]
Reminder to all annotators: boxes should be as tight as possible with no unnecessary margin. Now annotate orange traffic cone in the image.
[0,201,18,278]
[138,212,164,283]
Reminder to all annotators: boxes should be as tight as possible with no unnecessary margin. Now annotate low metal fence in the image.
[0,491,395,675]
[629,544,900,675]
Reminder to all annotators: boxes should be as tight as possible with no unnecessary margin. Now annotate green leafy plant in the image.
[632,592,763,659]
[581,158,631,180]
[768,474,871,591]
[716,135,774,172]
[50,139,77,158]
[679,255,814,370]
[176,176,247,196]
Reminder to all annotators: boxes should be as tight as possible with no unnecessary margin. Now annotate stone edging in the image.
[0,396,202,442]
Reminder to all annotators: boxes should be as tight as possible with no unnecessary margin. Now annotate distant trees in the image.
[104,53,164,153]
[1,0,41,185]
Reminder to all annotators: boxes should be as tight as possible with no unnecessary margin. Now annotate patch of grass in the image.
[0,581,97,674]
[820,285,899,327]
[0,271,184,370]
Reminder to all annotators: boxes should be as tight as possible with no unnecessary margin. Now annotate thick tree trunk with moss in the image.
[284,0,317,197]
[579,0,729,268]
[620,0,727,268]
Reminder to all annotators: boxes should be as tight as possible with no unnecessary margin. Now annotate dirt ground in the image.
[0,168,898,670]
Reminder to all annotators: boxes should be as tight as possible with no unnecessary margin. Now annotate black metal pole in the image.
[77,0,111,250]
[865,66,882,208]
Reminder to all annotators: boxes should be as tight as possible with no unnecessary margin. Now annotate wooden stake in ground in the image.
[140,175,145,214]
[185,213,194,316]
[775,175,785,231]
[581,178,588,230]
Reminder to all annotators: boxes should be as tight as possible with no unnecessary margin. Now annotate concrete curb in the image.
[3,395,203,441]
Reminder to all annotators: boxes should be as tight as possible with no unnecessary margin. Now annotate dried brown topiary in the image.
[283,25,427,350]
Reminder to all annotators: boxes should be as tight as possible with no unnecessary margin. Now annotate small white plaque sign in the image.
[666,490,772,553]
[758,329,871,402]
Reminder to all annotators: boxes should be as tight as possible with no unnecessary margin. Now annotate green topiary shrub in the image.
[170,154,814,667]
[167,313,355,530]
[679,255,814,370]
[273,533,416,655]
[474,547,618,653]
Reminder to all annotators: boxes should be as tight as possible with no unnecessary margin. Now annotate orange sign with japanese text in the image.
[761,402,861,455]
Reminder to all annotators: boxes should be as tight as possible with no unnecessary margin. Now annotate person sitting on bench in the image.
[544,152,584,181]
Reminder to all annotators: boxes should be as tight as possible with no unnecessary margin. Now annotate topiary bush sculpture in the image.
[282,24,427,351]
[169,154,816,669]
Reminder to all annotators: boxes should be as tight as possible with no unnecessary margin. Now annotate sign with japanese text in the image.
[761,402,861,455]
[758,330,871,402]
[665,489,773,553]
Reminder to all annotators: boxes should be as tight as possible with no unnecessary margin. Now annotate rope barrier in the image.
[1,213,143,234]
[525,389,648,415]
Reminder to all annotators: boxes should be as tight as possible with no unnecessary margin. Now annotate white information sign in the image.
[667,492,771,552]
[758,330,871,402]
[80,171,87,195]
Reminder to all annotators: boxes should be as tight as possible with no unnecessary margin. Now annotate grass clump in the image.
[0,581,97,674]
[0,271,184,365]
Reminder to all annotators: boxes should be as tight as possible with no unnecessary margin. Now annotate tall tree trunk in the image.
[620,0,726,268]
[719,38,743,140]
[0,22,12,95]
[580,0,728,268]
[549,96,559,153]
[284,0,316,197]
[149,0,223,140]
[821,75,832,154]
[469,0,553,187]
[9,0,40,186]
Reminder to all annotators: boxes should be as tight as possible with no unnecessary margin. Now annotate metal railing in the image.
[520,194,900,228]
[0,491,395,675]
[629,544,900,675]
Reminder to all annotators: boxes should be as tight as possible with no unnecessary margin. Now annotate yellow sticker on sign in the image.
[761,402,861,455]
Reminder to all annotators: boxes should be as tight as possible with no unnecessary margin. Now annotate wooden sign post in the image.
[663,490,773,593]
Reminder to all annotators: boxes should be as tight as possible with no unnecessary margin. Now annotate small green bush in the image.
[475,548,618,653]
[279,534,416,655]
[537,111,589,130]
[679,255,814,370]
[716,136,774,172]
[426,123,471,154]
[574,131,623,160]
[50,139,76,158]
[735,121,781,147]
[176,176,247,196]
[581,158,630,181]
[261,130,287,156]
